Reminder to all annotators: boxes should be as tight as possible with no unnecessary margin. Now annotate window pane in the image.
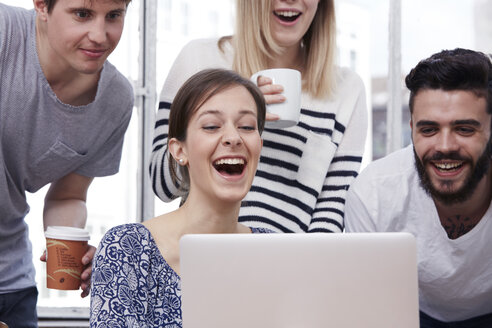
[402,0,475,69]
[337,0,388,163]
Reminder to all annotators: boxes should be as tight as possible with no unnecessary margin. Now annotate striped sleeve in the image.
[309,154,362,232]
[149,101,186,202]
[309,77,368,232]
[149,41,205,202]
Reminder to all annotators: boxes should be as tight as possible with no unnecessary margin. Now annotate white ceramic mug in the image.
[251,68,301,129]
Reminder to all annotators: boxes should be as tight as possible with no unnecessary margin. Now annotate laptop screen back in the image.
[180,232,419,328]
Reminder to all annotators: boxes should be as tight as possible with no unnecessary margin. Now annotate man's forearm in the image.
[43,199,88,231]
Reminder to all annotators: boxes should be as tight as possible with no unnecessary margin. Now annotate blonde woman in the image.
[151,0,367,233]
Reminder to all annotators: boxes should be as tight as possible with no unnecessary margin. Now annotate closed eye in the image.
[419,127,438,136]
[203,126,219,131]
[455,126,476,136]
[239,126,256,131]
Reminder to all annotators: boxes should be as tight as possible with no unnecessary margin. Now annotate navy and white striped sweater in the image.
[150,38,367,233]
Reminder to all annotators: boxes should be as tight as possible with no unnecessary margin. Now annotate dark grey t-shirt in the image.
[0,4,134,292]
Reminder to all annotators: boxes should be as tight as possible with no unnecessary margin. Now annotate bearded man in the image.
[345,48,492,328]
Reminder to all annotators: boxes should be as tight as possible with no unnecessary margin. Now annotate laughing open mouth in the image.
[274,10,301,22]
[213,158,246,176]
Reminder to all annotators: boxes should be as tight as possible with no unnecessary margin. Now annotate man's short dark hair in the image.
[405,48,492,117]
[43,0,132,13]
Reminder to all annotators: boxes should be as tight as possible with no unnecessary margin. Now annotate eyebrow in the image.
[197,110,221,119]
[453,119,481,127]
[415,119,481,127]
[415,120,438,127]
[197,109,257,118]
[108,8,126,14]
[68,7,126,14]
[238,109,257,117]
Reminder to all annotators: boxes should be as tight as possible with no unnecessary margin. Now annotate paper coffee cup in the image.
[251,68,301,129]
[45,226,90,290]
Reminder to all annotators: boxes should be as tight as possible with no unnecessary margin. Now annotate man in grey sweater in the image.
[0,0,133,325]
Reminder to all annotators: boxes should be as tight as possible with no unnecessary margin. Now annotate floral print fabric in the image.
[90,223,271,327]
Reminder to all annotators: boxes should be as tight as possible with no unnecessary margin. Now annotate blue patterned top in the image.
[90,223,272,327]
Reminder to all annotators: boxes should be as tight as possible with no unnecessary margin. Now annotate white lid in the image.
[44,226,90,241]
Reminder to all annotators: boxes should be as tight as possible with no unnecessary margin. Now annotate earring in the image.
[178,158,184,164]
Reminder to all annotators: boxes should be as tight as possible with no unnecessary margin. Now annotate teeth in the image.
[214,158,244,165]
[276,11,300,17]
[434,162,461,170]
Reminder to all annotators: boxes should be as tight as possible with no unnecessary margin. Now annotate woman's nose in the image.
[222,126,242,147]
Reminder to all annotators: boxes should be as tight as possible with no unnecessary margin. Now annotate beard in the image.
[414,143,492,205]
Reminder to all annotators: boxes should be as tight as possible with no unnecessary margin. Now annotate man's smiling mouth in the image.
[432,161,463,172]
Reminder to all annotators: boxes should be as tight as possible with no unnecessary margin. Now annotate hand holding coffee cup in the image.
[44,226,90,290]
[251,68,301,129]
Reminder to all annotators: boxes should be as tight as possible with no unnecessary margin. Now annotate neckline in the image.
[428,196,492,244]
[135,223,182,279]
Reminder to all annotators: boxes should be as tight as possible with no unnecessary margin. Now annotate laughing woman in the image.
[150,0,368,233]
[90,69,270,327]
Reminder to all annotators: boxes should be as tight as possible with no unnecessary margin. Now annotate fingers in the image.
[264,94,286,105]
[258,81,284,95]
[265,113,280,122]
[259,84,285,105]
[82,245,96,266]
[81,264,92,282]
[80,263,92,298]
[80,281,90,298]
[256,76,286,105]
[256,75,273,87]
[40,249,47,262]
[80,245,96,298]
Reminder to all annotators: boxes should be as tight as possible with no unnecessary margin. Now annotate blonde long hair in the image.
[219,0,337,99]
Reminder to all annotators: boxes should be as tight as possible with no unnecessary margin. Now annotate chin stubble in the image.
[413,145,491,205]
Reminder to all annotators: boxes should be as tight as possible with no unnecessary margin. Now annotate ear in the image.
[409,118,415,143]
[33,0,49,21]
[168,138,188,166]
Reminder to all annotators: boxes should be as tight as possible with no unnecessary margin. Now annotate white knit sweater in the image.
[150,38,368,233]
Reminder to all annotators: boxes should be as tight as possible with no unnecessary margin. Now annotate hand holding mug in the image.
[251,69,301,129]
[255,76,285,122]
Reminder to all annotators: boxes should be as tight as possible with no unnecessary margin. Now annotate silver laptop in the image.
[180,232,419,328]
